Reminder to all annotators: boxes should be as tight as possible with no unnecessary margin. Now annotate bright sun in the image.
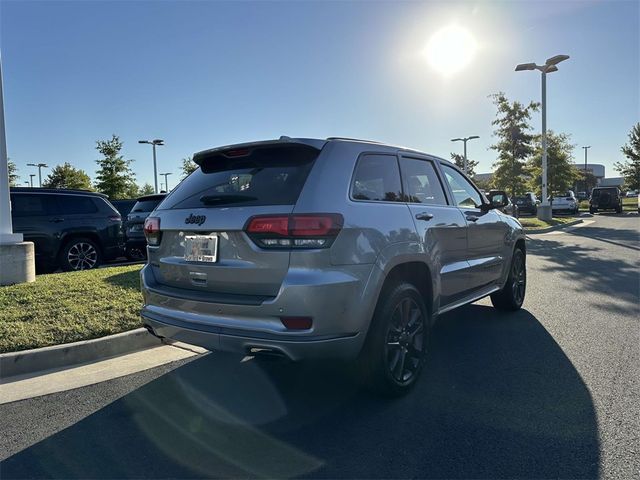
[425,25,478,75]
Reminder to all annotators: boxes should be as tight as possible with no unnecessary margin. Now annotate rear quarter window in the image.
[157,145,318,210]
[56,195,99,214]
[351,154,403,202]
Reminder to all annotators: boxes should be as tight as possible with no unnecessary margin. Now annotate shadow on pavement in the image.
[1,305,599,479]
[103,269,141,290]
[528,226,639,311]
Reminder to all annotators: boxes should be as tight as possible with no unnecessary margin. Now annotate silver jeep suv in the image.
[141,137,526,394]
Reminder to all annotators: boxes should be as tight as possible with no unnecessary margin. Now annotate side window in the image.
[56,195,99,214]
[399,157,447,205]
[441,165,482,208]
[11,194,50,217]
[351,154,403,202]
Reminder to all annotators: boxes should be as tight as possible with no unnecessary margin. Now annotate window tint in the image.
[399,157,447,205]
[351,154,403,202]
[131,199,163,213]
[441,165,482,208]
[56,195,99,214]
[11,194,50,217]
[159,145,318,209]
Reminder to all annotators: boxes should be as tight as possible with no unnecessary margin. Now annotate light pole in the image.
[0,53,35,285]
[451,136,479,175]
[582,146,591,192]
[29,174,35,188]
[160,172,172,192]
[138,139,164,193]
[516,54,570,221]
[27,163,48,187]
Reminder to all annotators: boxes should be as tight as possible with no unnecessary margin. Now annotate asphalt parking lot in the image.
[1,214,638,479]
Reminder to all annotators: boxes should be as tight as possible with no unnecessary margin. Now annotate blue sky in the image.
[1,0,638,189]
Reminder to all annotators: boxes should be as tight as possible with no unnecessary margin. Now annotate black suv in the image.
[513,192,539,216]
[589,187,623,214]
[125,194,166,260]
[10,188,125,272]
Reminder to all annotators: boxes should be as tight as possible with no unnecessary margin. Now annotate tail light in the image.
[144,217,162,246]
[245,213,343,249]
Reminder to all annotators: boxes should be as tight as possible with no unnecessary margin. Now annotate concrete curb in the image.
[0,328,162,380]
[525,219,583,235]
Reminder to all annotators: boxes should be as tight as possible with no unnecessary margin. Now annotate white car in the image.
[550,191,579,215]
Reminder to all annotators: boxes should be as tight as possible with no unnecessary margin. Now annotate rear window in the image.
[592,188,617,197]
[158,145,319,210]
[131,199,163,213]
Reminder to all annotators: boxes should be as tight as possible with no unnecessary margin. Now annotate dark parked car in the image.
[110,199,137,218]
[125,194,166,260]
[589,187,623,214]
[513,192,539,216]
[487,190,518,217]
[9,188,124,272]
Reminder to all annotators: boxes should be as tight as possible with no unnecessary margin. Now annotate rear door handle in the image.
[466,215,479,222]
[415,212,434,221]
[49,218,65,223]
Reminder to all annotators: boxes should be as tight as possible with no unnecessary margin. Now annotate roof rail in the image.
[326,137,387,145]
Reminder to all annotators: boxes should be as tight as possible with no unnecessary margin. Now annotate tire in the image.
[616,206,622,214]
[60,238,102,271]
[589,207,596,214]
[491,248,526,311]
[357,282,430,396]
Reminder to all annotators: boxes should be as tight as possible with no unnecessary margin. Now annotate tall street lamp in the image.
[516,54,570,220]
[29,174,35,188]
[138,139,164,193]
[451,136,479,175]
[582,146,591,192]
[27,163,48,187]
[160,172,172,192]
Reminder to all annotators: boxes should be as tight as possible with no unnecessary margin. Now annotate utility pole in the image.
[160,172,172,192]
[138,139,164,193]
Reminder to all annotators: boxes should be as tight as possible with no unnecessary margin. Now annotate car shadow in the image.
[103,269,142,290]
[528,228,639,311]
[1,305,599,479]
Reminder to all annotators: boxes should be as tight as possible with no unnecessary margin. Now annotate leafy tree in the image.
[181,156,198,178]
[137,183,155,195]
[489,92,539,197]
[615,123,640,191]
[473,176,494,192]
[43,162,92,190]
[94,135,138,199]
[578,171,598,194]
[8,158,19,186]
[527,131,581,197]
[450,152,479,178]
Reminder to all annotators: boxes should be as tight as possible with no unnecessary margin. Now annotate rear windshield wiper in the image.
[199,194,257,205]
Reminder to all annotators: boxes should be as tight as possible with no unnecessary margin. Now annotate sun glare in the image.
[425,25,478,76]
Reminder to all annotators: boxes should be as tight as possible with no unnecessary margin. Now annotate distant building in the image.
[572,163,605,182]
[599,177,624,188]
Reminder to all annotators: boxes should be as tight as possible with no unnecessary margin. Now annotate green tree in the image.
[614,123,640,191]
[450,152,479,178]
[94,135,138,199]
[489,92,539,197]
[527,131,582,197]
[137,183,155,195]
[43,162,92,190]
[181,156,198,178]
[8,158,19,186]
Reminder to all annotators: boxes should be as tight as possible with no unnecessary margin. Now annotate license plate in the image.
[184,235,218,263]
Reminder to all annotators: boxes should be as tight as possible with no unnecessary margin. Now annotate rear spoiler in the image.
[193,137,326,166]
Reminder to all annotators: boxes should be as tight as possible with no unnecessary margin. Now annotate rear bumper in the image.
[143,312,361,361]
[139,263,375,360]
